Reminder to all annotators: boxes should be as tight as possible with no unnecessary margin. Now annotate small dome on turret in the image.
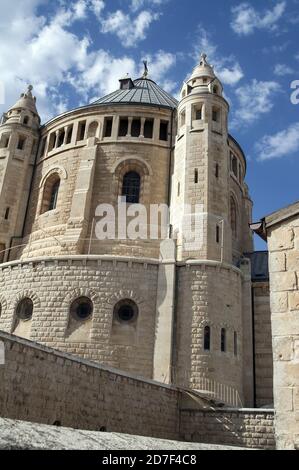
[9,85,39,115]
[3,85,40,128]
[180,53,223,100]
[189,53,216,82]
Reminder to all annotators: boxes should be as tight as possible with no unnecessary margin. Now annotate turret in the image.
[0,85,40,263]
[171,53,231,262]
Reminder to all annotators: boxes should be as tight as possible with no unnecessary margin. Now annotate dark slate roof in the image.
[93,78,178,110]
[246,251,269,282]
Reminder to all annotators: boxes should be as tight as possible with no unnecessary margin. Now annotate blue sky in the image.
[0,0,299,250]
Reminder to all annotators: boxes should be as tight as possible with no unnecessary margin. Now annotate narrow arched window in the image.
[122,171,140,204]
[234,331,238,356]
[49,180,60,211]
[204,326,210,351]
[41,174,61,214]
[230,196,237,238]
[231,154,238,177]
[23,116,29,125]
[221,328,226,352]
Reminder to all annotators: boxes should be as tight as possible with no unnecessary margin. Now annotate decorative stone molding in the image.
[106,289,145,307]
[12,290,41,310]
[39,165,68,189]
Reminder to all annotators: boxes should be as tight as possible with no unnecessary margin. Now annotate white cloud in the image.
[0,0,176,123]
[130,0,166,12]
[142,50,177,92]
[274,63,295,76]
[231,2,286,35]
[193,27,244,86]
[255,122,299,161]
[231,80,281,128]
[90,0,105,18]
[101,9,159,47]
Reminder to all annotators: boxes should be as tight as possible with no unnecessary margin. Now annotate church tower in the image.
[171,55,253,404]
[171,53,232,263]
[0,86,40,262]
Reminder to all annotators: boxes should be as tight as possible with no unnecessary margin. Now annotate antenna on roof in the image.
[142,60,149,79]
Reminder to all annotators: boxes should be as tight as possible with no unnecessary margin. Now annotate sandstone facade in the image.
[0,55,272,411]
[255,203,299,450]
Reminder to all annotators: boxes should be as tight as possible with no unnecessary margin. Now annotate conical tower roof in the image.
[9,85,39,115]
[189,53,216,82]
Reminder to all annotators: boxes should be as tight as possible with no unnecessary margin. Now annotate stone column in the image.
[63,126,68,145]
[63,138,97,253]
[153,239,176,384]
[127,117,133,137]
[54,130,59,148]
[140,118,146,138]
[240,258,254,407]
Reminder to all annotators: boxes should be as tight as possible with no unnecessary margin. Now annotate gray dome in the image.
[93,78,178,110]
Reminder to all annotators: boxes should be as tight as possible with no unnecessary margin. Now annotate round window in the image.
[16,298,33,321]
[114,299,138,323]
[71,297,93,321]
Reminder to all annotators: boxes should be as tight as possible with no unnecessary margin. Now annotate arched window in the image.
[70,297,93,321]
[114,299,138,323]
[231,154,238,177]
[16,298,33,321]
[87,121,99,138]
[213,85,218,94]
[122,171,140,204]
[49,180,60,211]
[23,116,30,125]
[41,174,61,213]
[234,331,238,356]
[230,196,237,238]
[221,328,226,352]
[204,325,210,351]
[180,109,186,127]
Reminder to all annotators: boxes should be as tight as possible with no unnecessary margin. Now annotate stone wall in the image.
[180,409,275,450]
[0,331,179,440]
[0,256,159,378]
[0,331,276,448]
[174,262,243,399]
[267,218,299,449]
[252,282,273,407]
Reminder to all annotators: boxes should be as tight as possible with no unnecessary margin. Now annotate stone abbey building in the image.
[0,55,274,413]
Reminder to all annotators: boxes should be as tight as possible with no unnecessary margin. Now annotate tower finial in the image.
[27,85,33,97]
[200,53,208,66]
[143,60,149,78]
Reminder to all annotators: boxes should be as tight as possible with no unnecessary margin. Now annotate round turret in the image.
[4,85,40,129]
[181,53,223,99]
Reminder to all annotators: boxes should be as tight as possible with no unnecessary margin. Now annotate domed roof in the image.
[93,77,178,110]
[188,53,216,82]
[9,85,39,115]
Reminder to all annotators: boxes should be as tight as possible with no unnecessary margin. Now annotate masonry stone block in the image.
[270,271,297,292]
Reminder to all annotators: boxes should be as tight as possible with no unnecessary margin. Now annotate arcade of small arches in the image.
[39,113,171,159]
